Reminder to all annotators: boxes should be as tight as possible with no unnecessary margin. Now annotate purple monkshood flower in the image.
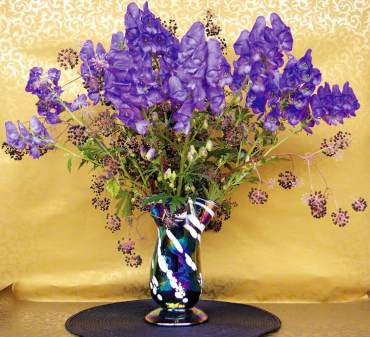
[65,94,90,112]
[263,105,280,132]
[172,99,195,134]
[110,32,126,51]
[113,104,149,135]
[5,116,54,159]
[279,49,322,128]
[125,2,179,57]
[206,38,232,114]
[232,13,292,91]
[280,49,321,92]
[104,48,162,134]
[170,22,208,132]
[231,13,293,117]
[5,121,25,150]
[80,40,108,105]
[310,82,360,125]
[25,67,65,124]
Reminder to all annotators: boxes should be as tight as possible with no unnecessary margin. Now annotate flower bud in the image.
[187,151,195,162]
[205,140,213,151]
[202,119,208,129]
[164,168,172,180]
[145,148,156,161]
[199,146,208,158]
[189,145,197,155]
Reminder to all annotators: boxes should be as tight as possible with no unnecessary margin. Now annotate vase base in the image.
[144,307,208,327]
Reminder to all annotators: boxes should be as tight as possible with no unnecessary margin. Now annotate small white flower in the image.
[205,140,213,151]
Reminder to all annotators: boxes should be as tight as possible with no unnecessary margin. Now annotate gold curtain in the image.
[0,0,369,302]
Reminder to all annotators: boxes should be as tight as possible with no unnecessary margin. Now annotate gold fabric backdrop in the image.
[0,0,369,302]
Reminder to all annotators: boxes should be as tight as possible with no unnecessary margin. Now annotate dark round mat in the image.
[65,299,281,337]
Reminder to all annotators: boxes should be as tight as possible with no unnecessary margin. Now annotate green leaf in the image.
[78,159,87,170]
[106,179,120,198]
[115,190,132,218]
[143,193,169,206]
[169,196,187,213]
[67,158,72,173]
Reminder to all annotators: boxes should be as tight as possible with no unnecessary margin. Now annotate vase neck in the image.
[149,197,216,229]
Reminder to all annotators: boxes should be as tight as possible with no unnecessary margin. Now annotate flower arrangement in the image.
[3,2,366,269]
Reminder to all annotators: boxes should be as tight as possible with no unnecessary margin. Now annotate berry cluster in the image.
[102,155,120,176]
[90,175,105,195]
[91,110,116,137]
[331,208,350,227]
[105,214,121,233]
[204,10,227,52]
[248,188,269,204]
[321,131,351,157]
[306,191,327,218]
[207,199,237,232]
[2,142,25,160]
[57,48,79,70]
[162,18,178,36]
[278,170,298,189]
[117,237,142,268]
[352,197,367,212]
[92,196,110,211]
[222,115,244,147]
[90,175,110,211]
[67,125,89,146]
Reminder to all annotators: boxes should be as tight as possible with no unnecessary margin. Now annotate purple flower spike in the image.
[25,67,65,124]
[270,13,293,52]
[4,116,54,159]
[80,40,108,105]
[124,2,179,57]
[310,82,360,125]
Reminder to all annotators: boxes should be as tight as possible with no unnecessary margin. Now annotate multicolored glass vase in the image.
[144,198,215,326]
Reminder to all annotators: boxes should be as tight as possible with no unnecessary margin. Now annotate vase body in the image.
[144,197,215,326]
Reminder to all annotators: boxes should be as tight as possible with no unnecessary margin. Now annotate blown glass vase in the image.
[144,198,215,326]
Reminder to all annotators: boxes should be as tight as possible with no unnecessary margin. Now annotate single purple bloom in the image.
[269,13,293,52]
[263,106,280,131]
[29,116,54,146]
[17,121,33,145]
[47,68,61,85]
[168,76,188,102]
[145,147,156,161]
[28,145,41,159]
[5,121,24,150]
[65,94,90,112]
[110,32,126,51]
[173,99,195,134]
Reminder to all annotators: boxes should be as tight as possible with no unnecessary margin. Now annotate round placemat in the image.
[65,299,281,337]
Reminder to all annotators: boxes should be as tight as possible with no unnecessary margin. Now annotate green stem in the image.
[176,134,191,196]
[57,97,84,126]
[130,158,148,188]
[61,75,82,88]
[263,128,302,158]
[54,143,99,165]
